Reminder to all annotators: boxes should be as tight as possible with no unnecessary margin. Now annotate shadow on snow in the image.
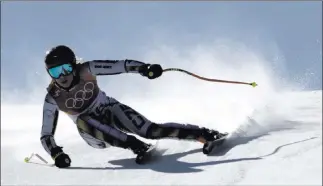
[66,117,319,173]
[66,136,317,173]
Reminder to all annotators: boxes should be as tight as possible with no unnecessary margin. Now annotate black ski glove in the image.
[138,64,163,79]
[51,146,71,168]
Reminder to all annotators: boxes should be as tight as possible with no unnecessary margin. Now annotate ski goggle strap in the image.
[48,64,73,79]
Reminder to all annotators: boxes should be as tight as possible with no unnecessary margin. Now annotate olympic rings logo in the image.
[65,82,95,109]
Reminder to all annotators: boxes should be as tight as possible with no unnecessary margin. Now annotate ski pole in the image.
[24,153,49,164]
[162,68,258,87]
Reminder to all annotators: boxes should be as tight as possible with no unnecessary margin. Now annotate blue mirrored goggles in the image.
[48,64,74,79]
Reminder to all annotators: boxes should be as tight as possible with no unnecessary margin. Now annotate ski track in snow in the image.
[1,90,322,185]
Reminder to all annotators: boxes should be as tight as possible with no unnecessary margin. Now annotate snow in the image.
[1,40,322,185]
[1,90,321,185]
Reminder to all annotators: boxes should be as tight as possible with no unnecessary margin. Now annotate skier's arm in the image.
[85,59,145,76]
[40,94,60,157]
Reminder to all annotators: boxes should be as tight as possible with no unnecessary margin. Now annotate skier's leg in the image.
[76,119,110,149]
[109,99,222,143]
[76,114,151,155]
[108,99,152,137]
[77,127,108,149]
[145,123,221,143]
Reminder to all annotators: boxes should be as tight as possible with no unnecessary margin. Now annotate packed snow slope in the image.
[1,42,322,185]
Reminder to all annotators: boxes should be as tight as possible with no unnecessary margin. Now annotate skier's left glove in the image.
[51,146,71,168]
[138,64,163,79]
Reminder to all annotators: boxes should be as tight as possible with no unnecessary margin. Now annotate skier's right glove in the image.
[51,146,71,168]
[138,64,163,79]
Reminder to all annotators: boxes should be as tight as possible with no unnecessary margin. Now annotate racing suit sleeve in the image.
[85,59,146,76]
[40,93,60,157]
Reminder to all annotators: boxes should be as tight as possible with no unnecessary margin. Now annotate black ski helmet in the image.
[45,45,76,69]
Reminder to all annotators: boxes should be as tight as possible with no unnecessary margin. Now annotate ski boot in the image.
[127,136,154,164]
[133,143,153,164]
[200,128,228,155]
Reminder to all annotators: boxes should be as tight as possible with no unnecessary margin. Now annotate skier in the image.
[41,45,227,168]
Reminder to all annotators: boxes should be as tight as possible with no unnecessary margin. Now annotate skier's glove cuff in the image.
[138,64,163,79]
